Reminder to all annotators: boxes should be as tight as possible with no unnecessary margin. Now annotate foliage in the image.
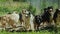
[0,2,29,16]
[27,5,36,15]
[0,0,59,15]
[0,0,6,2]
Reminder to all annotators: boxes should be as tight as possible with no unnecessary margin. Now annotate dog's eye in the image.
[25,11,26,12]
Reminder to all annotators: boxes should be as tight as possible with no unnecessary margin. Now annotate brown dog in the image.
[20,9,31,31]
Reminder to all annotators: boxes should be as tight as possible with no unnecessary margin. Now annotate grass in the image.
[0,2,30,16]
[0,26,60,34]
[0,30,58,34]
[0,2,30,14]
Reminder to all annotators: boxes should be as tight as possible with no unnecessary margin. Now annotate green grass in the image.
[0,2,30,13]
[0,2,30,16]
[0,28,60,34]
[0,30,59,34]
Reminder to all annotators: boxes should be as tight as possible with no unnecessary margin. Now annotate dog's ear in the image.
[22,9,25,14]
[48,6,53,10]
[56,9,59,11]
[22,9,26,14]
[44,8,48,12]
[8,12,11,14]
[29,11,31,15]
